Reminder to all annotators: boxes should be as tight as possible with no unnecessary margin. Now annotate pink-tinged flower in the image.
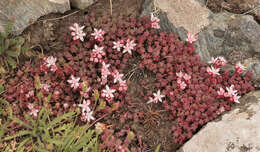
[186,32,198,43]
[101,85,116,101]
[217,106,225,115]
[67,75,80,90]
[208,56,227,68]
[177,78,182,84]
[78,99,91,113]
[118,80,128,92]
[54,90,60,96]
[40,83,50,92]
[176,71,184,78]
[63,103,69,109]
[151,13,160,29]
[113,40,124,51]
[235,62,246,74]
[123,39,136,55]
[207,66,220,77]
[225,85,237,97]
[224,85,240,103]
[90,45,106,63]
[216,57,227,66]
[112,70,123,83]
[28,103,39,117]
[231,93,241,103]
[208,57,218,65]
[217,87,225,96]
[153,90,165,103]
[80,87,91,98]
[179,81,187,90]
[69,23,86,41]
[25,90,34,98]
[101,76,108,85]
[147,97,156,104]
[81,110,95,122]
[118,145,127,152]
[101,62,111,78]
[183,73,191,81]
[91,28,105,42]
[50,65,58,72]
[44,56,57,67]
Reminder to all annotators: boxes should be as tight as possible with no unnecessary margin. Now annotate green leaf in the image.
[37,91,43,100]
[17,137,32,151]
[0,84,5,94]
[93,90,99,102]
[0,45,3,54]
[14,37,25,45]
[0,122,8,143]
[6,47,20,57]
[10,117,32,129]
[25,114,37,127]
[48,112,75,129]
[21,46,29,55]
[6,57,17,69]
[97,99,106,111]
[4,22,12,38]
[4,130,31,140]
[53,122,73,133]
[44,93,52,105]
[4,39,10,50]
[34,75,41,90]
[38,107,45,121]
[155,144,161,152]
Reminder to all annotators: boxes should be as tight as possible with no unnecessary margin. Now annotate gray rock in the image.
[140,0,197,40]
[0,0,70,35]
[70,0,96,10]
[195,12,260,62]
[244,58,260,79]
[178,91,260,152]
[153,0,211,35]
[140,0,153,17]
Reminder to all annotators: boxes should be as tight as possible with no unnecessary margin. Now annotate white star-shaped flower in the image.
[102,85,116,99]
[69,23,86,41]
[113,40,124,51]
[67,75,80,90]
[45,56,57,67]
[78,99,91,113]
[153,90,165,103]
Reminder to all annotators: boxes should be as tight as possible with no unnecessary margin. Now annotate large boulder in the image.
[195,12,260,62]
[178,91,260,152]
[140,0,211,40]
[0,0,70,35]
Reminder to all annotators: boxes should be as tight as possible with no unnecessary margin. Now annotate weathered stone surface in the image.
[153,0,211,35]
[195,12,260,67]
[178,91,260,152]
[140,0,192,41]
[70,0,96,10]
[0,0,70,35]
